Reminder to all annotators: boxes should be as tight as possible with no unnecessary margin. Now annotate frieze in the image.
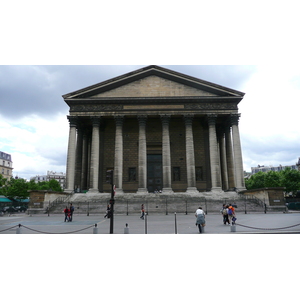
[185,103,237,110]
[70,104,123,112]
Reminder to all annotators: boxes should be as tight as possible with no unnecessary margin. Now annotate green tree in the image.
[4,177,30,199]
[245,171,266,190]
[279,167,300,195]
[264,171,281,187]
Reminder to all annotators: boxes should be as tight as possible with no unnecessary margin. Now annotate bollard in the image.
[16,224,22,234]
[124,223,129,234]
[174,212,177,234]
[93,223,98,234]
[230,224,236,232]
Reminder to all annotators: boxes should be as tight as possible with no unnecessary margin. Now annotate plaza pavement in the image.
[1,211,300,234]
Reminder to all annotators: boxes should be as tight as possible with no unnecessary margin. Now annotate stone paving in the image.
[1,211,300,234]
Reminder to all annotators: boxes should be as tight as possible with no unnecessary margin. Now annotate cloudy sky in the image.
[1,1,300,180]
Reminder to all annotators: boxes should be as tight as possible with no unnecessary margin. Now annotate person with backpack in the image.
[69,203,75,222]
[222,204,230,225]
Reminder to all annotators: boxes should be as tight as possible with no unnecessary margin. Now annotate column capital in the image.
[114,115,124,126]
[137,115,147,125]
[230,113,241,126]
[207,114,218,126]
[160,114,171,124]
[183,114,194,125]
[90,116,101,126]
[67,116,78,127]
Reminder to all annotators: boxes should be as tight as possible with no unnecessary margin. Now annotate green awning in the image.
[0,197,12,203]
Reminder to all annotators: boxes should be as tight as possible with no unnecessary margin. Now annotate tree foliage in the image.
[245,168,300,195]
[0,176,63,199]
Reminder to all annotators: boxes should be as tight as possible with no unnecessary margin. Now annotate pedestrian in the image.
[104,204,111,218]
[69,203,74,222]
[221,204,230,225]
[228,204,236,225]
[63,206,70,222]
[140,203,145,220]
[195,206,206,233]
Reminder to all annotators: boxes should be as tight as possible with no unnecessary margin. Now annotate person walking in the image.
[195,206,206,233]
[222,204,230,225]
[64,206,70,222]
[140,203,145,220]
[69,203,74,222]
[227,204,236,225]
[104,204,111,218]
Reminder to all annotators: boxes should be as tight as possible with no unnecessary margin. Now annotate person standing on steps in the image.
[195,206,206,233]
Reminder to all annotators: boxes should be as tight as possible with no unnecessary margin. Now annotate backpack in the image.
[70,206,74,212]
[222,208,227,215]
[228,208,233,215]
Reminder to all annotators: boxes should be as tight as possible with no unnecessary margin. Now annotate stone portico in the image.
[63,65,245,196]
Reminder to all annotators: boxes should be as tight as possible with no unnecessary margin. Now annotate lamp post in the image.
[106,170,115,234]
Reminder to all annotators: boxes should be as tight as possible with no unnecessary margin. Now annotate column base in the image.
[211,187,223,193]
[186,187,199,193]
[137,188,148,194]
[162,188,174,193]
[115,188,124,194]
[87,188,99,193]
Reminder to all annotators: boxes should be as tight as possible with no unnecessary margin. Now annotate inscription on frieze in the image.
[124,105,184,110]
[185,103,237,110]
[70,104,123,112]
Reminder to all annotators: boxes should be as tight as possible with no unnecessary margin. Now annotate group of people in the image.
[63,203,75,222]
[221,203,237,225]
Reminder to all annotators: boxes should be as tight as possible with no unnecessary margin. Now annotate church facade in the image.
[63,65,245,195]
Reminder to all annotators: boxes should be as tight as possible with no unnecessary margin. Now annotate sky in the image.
[1,1,300,181]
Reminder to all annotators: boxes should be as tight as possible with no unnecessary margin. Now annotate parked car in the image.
[15,206,27,212]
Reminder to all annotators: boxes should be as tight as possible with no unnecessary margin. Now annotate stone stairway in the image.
[46,192,284,215]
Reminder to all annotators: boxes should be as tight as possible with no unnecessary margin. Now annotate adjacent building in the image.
[251,163,298,174]
[63,65,246,194]
[0,151,13,179]
[30,171,66,189]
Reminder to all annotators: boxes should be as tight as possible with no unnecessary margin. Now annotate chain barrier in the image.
[0,224,96,234]
[235,222,300,231]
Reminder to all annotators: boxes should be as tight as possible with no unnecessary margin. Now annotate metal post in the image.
[185,200,188,215]
[16,224,22,234]
[166,198,168,215]
[205,198,207,214]
[87,202,89,216]
[93,223,98,234]
[144,213,147,234]
[244,199,247,214]
[174,212,177,234]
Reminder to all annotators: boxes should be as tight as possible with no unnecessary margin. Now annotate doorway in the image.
[147,154,162,192]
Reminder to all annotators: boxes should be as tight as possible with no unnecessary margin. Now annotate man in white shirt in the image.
[195,207,205,233]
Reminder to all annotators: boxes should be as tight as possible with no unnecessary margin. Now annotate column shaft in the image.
[88,117,100,193]
[161,115,173,193]
[114,116,124,193]
[207,114,222,191]
[184,115,198,193]
[231,114,245,190]
[65,116,77,192]
[137,115,148,193]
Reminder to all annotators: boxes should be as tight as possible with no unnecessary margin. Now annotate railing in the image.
[48,193,73,211]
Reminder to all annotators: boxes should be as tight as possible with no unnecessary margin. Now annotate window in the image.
[196,166,203,181]
[173,167,180,181]
[128,167,136,181]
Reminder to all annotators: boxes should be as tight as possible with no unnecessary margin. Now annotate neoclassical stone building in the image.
[63,65,245,195]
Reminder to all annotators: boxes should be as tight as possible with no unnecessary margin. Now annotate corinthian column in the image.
[184,114,198,193]
[161,114,173,193]
[137,115,148,193]
[88,117,100,193]
[65,116,77,193]
[231,114,245,190]
[114,115,124,194]
[207,114,222,192]
[225,124,235,190]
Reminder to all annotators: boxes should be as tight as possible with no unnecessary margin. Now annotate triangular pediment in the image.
[63,65,245,100]
[90,75,218,98]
